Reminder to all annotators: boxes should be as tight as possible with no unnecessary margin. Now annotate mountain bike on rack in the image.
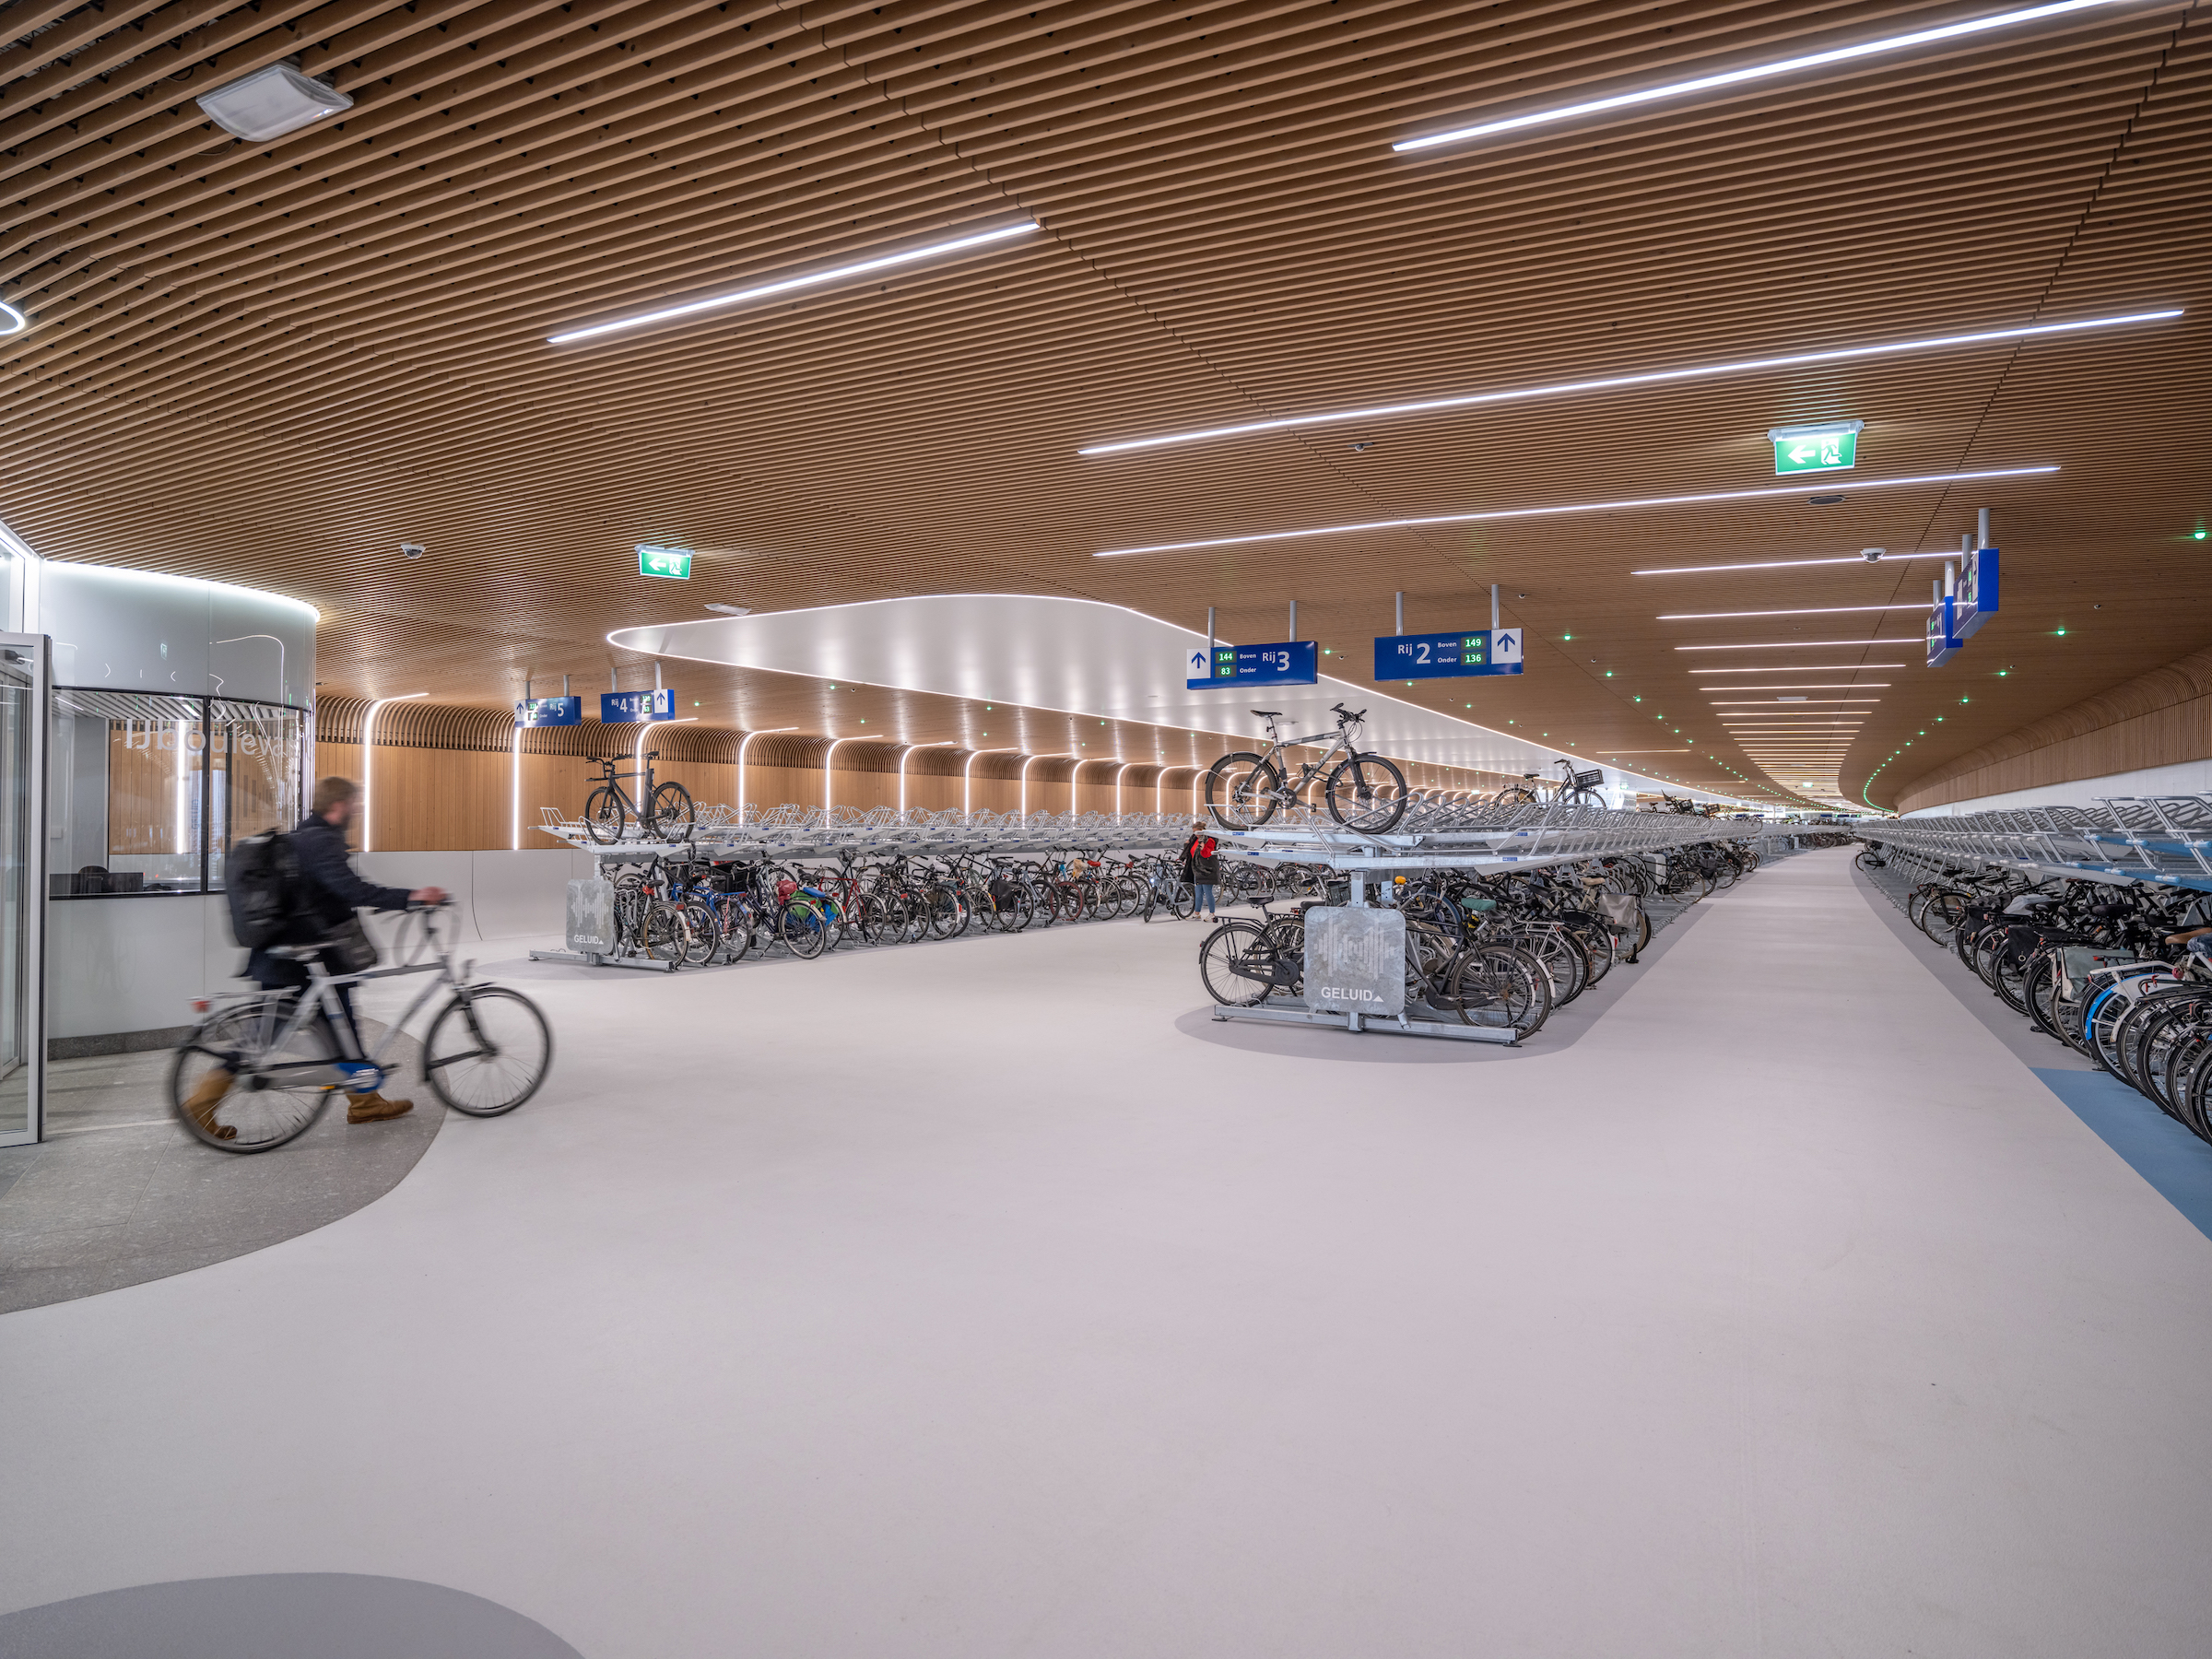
[1206,704,1409,833]
[582,750,697,844]
[170,903,553,1152]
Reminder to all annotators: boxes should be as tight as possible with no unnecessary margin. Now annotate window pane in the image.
[208,700,304,891]
[51,691,206,896]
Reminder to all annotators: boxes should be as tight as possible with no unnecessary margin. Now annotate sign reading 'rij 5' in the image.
[1187,640,1318,688]
[601,688,676,723]
[1372,629,1524,680]
[514,696,582,727]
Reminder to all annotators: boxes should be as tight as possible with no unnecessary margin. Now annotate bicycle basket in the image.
[1570,768,1606,791]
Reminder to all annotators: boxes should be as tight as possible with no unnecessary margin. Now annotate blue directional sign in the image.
[1926,597,1961,667]
[1954,547,1999,640]
[1186,640,1317,689]
[514,695,582,727]
[601,688,676,723]
[1372,628,1524,679]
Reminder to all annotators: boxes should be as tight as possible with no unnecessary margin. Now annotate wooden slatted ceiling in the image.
[1,0,2206,812]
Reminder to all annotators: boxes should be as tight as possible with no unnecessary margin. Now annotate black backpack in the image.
[225,830,306,948]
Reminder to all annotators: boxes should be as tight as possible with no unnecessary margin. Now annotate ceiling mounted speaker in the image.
[197,64,354,142]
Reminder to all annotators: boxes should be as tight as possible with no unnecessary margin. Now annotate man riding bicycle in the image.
[182,776,447,1139]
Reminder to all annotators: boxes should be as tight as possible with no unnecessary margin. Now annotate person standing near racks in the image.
[1182,818,1219,919]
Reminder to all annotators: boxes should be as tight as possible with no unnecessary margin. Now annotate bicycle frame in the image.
[1251,718,1359,800]
[215,910,472,1088]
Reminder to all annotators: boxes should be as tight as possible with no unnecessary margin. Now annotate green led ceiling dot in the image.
[2195,529,2207,540]
[1633,696,1642,702]
[2055,628,2067,636]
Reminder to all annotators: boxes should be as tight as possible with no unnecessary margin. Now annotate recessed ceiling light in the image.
[197,62,355,142]
[548,218,1040,344]
[704,603,751,616]
[1093,468,2055,558]
[1394,0,2138,151]
[1077,312,2173,455]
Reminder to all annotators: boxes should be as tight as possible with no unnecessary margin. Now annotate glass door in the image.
[0,634,46,1147]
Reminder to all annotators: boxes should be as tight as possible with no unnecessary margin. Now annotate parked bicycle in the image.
[583,750,697,843]
[1206,704,1409,833]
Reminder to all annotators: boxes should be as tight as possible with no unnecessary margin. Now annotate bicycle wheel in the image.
[718,900,753,963]
[677,900,719,966]
[780,900,830,959]
[1446,945,1552,1038]
[1323,753,1407,832]
[423,986,553,1117]
[647,781,696,842]
[171,1002,340,1153]
[1198,918,1282,1006]
[582,786,626,844]
[1206,754,1281,830]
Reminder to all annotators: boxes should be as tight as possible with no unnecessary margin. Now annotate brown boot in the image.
[346,1090,415,1124]
[182,1069,238,1140]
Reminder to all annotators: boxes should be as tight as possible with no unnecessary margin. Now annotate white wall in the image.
[1902,758,2212,817]
[48,851,591,1041]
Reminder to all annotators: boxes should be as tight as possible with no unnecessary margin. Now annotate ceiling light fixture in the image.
[1077,314,2173,456]
[549,218,1040,344]
[1635,552,1965,574]
[197,61,356,142]
[1094,468,2055,558]
[1693,665,1907,673]
[1394,0,2142,150]
[1678,639,1920,651]
[1700,683,1892,690]
[0,297,28,335]
[1661,604,1923,619]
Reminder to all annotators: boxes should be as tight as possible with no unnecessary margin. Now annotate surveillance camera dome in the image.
[1861,547,1886,562]
[400,542,425,559]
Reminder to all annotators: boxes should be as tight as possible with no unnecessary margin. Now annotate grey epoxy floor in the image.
[0,1031,441,1313]
[4,847,2211,1659]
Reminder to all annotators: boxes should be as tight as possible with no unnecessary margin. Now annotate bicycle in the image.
[1206,704,1409,833]
[170,904,553,1152]
[582,749,697,844]
[1497,759,1606,809]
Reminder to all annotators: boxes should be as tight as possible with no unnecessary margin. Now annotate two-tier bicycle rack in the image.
[1202,798,1794,1045]
[525,805,1194,971]
[1859,794,2212,895]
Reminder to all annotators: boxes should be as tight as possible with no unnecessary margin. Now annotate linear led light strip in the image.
[1697,682,1893,689]
[1077,312,2174,456]
[1094,467,2054,558]
[1678,639,1919,651]
[1638,552,1971,574]
[1394,0,2143,152]
[1662,603,1929,618]
[548,219,1040,345]
[1694,664,1906,672]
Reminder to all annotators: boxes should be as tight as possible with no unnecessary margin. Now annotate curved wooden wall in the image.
[316,700,1531,850]
[1896,642,2212,813]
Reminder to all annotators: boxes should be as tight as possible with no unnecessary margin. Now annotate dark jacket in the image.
[1182,832,1218,884]
[246,814,411,987]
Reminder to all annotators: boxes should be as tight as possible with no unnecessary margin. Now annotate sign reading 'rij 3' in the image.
[601,688,676,723]
[1372,629,1524,680]
[1187,640,1318,688]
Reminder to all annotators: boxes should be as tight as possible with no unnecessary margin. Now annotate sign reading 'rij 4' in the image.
[602,688,676,723]
[1372,629,1524,680]
[1187,640,1318,688]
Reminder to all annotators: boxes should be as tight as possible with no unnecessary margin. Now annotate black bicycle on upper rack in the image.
[1205,704,1409,834]
[582,750,696,844]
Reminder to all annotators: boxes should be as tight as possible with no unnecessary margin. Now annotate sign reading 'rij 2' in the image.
[514,695,582,727]
[602,688,676,723]
[1187,640,1317,688]
[1372,629,1524,680]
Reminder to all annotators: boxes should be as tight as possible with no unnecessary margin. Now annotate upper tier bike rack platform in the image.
[1863,794,2212,893]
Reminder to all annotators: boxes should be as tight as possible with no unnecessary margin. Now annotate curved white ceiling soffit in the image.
[609,594,1750,806]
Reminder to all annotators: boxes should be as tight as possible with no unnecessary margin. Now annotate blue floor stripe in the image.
[2033,1068,2212,1242]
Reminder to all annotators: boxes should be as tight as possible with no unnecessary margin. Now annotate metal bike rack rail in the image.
[1861,794,2212,894]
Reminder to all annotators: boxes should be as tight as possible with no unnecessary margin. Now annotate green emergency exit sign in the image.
[636,544,693,580]
[1767,421,1863,475]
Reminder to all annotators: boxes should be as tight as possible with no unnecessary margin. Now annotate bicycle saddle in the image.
[1250,709,1282,718]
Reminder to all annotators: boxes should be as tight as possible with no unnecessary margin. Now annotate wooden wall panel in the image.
[1896,643,2212,812]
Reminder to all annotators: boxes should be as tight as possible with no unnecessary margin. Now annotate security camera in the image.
[400,542,426,560]
[1860,547,1886,562]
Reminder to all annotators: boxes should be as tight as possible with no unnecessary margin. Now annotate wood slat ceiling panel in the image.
[1,0,2205,811]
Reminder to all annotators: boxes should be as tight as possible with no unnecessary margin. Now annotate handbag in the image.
[324,912,379,974]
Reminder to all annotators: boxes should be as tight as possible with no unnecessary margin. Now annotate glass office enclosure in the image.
[0,636,47,1147]
[50,689,304,899]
